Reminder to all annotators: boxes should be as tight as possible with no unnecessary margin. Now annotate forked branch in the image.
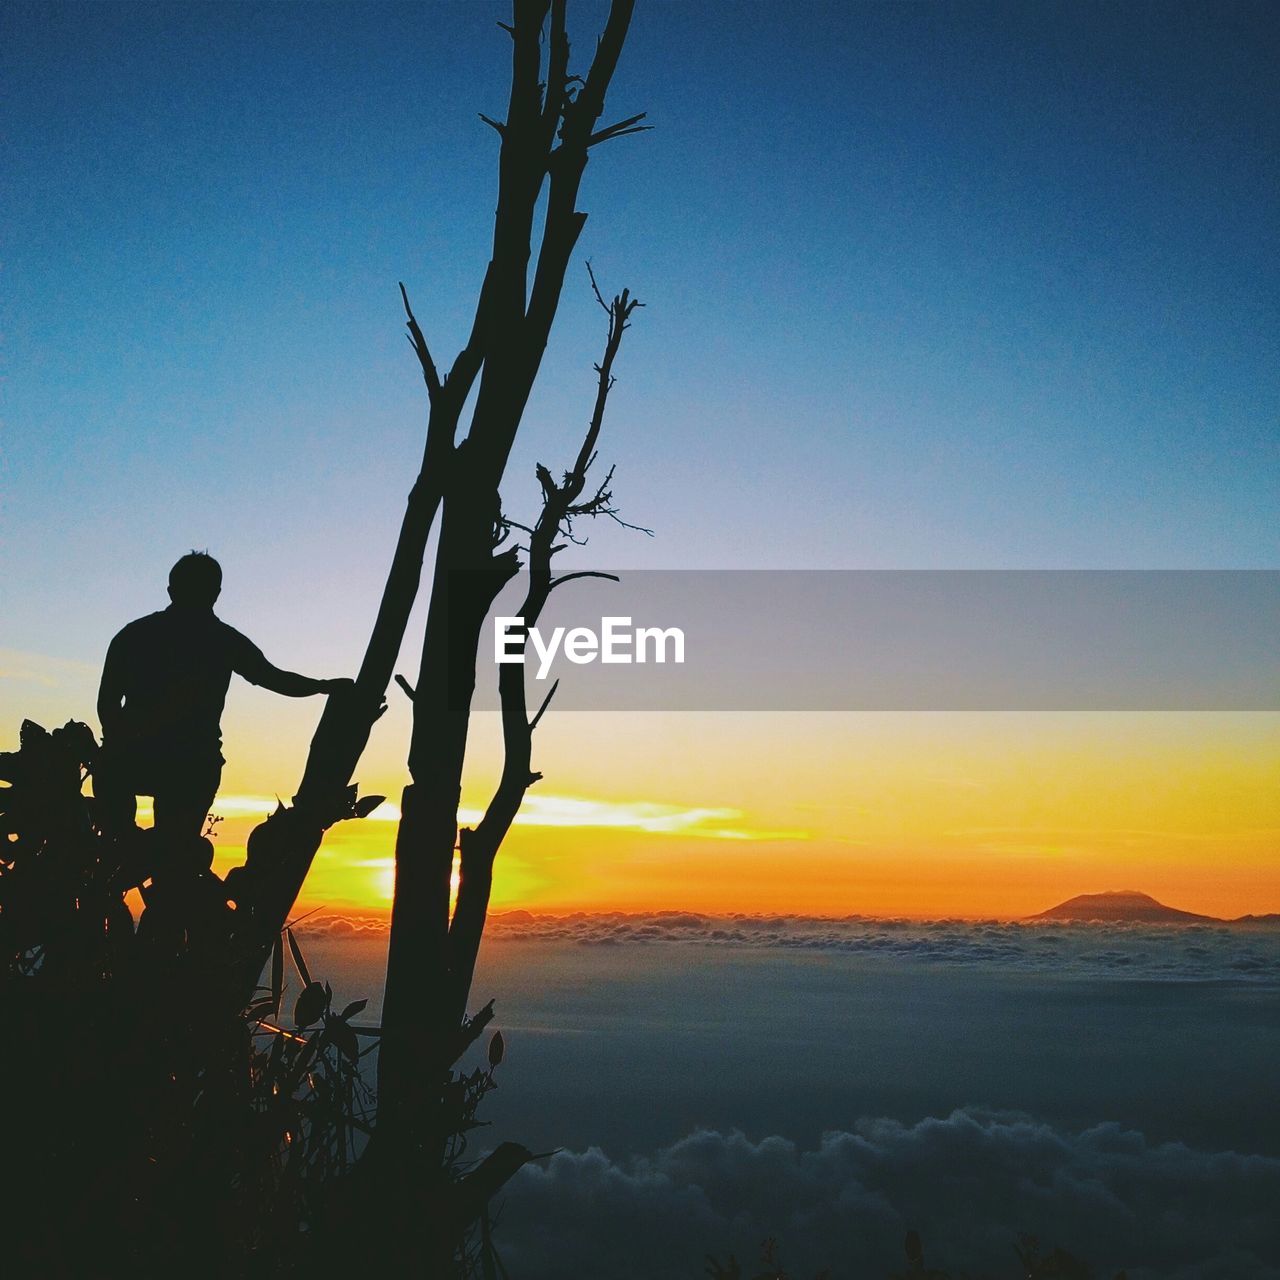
[446,269,644,1020]
[399,282,442,400]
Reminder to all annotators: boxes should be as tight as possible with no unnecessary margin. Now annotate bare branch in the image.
[431,2,644,1055]
[587,111,651,148]
[498,516,537,540]
[602,509,653,536]
[509,1,550,130]
[541,0,570,145]
[585,259,611,314]
[568,0,636,142]
[524,0,639,357]
[561,271,641,501]
[399,282,442,399]
[529,678,560,731]
[548,570,620,591]
[394,674,416,702]
[535,462,559,503]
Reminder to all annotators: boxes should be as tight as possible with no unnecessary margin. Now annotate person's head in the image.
[167,551,222,609]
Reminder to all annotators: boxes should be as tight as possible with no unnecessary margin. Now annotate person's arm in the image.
[232,631,351,698]
[97,634,127,739]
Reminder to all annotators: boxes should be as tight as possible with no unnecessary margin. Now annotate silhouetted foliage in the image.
[0,717,515,1275]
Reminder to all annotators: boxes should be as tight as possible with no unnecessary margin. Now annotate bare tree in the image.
[445,272,643,1037]
[363,275,644,1269]
[217,0,646,1257]
[377,0,644,1152]
[229,0,641,1005]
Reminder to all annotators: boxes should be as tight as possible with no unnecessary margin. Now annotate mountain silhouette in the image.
[1032,890,1217,923]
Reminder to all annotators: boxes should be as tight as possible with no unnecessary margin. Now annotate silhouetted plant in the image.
[1,716,512,1275]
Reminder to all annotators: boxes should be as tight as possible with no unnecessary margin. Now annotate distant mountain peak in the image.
[1031,890,1218,923]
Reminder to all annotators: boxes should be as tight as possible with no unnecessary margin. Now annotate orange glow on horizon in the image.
[192,709,1279,924]
[8,674,1274,923]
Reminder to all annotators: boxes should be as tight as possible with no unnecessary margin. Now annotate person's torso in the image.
[112,609,244,754]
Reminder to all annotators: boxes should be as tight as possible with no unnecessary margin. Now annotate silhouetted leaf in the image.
[339,998,367,1020]
[488,1030,505,1067]
[446,998,496,1065]
[448,1142,533,1229]
[329,1019,359,1063]
[270,934,284,1015]
[352,794,385,819]
[294,981,327,1028]
[286,928,311,986]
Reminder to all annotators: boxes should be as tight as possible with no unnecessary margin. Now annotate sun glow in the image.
[267,713,1280,919]
[14,695,1279,921]
[336,852,462,910]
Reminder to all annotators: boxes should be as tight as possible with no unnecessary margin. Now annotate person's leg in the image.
[153,789,215,848]
[152,758,222,873]
[92,747,138,839]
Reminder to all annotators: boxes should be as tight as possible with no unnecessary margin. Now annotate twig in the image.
[529,679,560,732]
[398,282,442,399]
[548,570,620,591]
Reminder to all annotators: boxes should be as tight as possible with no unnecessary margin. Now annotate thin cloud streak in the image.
[346,794,806,842]
[0,648,98,689]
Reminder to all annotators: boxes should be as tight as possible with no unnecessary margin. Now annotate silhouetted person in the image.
[96,552,350,866]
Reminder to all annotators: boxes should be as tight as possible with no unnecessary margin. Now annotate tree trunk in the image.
[375,0,638,1152]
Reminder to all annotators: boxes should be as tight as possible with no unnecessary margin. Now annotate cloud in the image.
[498,1108,1280,1279]
[483,912,1280,982]
[352,793,805,841]
[290,912,387,937]
[0,667,58,688]
[207,793,288,816]
[0,649,97,690]
[284,910,1280,982]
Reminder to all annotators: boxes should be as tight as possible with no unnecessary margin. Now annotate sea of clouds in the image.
[292,911,1279,1274]
[499,1106,1280,1279]
[299,909,1280,984]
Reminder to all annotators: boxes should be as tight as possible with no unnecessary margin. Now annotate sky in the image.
[3,1,1277,917]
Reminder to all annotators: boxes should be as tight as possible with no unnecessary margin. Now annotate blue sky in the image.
[3,0,1277,675]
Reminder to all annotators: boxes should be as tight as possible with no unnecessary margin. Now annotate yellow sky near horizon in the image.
[205,710,1280,921]
[4,649,1277,920]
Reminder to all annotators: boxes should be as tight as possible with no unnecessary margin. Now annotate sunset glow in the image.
[8,637,1271,921]
[4,0,1277,926]
[156,710,1275,921]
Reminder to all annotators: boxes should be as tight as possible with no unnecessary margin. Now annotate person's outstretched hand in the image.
[320,677,387,721]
